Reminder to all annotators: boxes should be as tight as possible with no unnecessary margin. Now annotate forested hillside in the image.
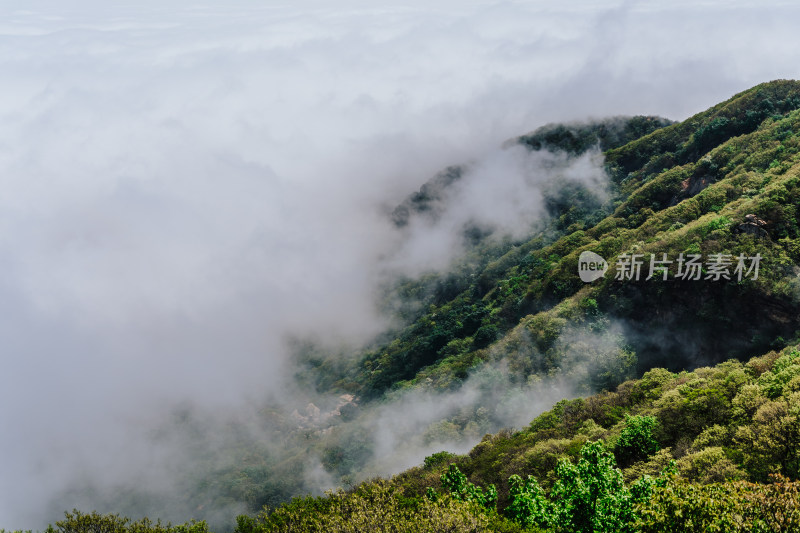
[8,80,800,532]
[342,79,800,401]
[243,345,800,532]
[32,346,800,532]
[242,79,800,532]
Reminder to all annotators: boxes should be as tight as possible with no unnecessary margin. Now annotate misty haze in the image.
[3,1,800,532]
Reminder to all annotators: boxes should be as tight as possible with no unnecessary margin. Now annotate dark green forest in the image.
[9,79,800,532]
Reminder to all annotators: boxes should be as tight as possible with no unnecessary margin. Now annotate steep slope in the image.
[390,116,673,231]
[343,80,800,400]
[244,344,800,533]
[223,79,800,523]
[52,344,800,532]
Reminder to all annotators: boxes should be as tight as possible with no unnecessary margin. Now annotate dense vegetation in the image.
[16,344,800,531]
[8,80,800,531]
[347,80,800,401]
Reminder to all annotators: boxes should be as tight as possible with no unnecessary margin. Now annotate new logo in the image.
[578,251,608,282]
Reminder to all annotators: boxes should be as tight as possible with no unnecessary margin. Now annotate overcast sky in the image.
[2,0,800,528]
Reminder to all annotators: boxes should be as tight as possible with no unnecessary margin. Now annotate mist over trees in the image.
[4,0,800,531]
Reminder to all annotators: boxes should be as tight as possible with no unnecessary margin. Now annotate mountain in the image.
[25,80,800,532]
[305,81,797,405]
[390,115,673,230]
[356,80,800,393]
[240,344,800,532]
[256,79,800,531]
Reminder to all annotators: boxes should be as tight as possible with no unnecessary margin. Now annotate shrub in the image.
[44,511,207,533]
[238,481,491,533]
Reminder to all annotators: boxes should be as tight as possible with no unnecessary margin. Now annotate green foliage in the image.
[36,346,800,533]
[614,415,660,467]
[473,324,500,348]
[440,464,498,509]
[756,348,800,398]
[516,116,674,155]
[677,446,746,483]
[587,348,637,392]
[44,511,207,533]
[503,441,676,532]
[236,481,491,533]
[702,215,732,236]
[354,84,800,400]
[579,297,600,316]
[734,396,800,481]
[354,80,800,405]
[397,346,800,532]
[549,441,635,533]
[505,474,551,529]
[635,475,800,532]
[424,451,458,469]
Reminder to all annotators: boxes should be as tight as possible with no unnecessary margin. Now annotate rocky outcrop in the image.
[735,213,770,239]
[290,394,358,428]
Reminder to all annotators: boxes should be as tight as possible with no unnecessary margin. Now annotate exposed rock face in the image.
[670,169,716,205]
[290,394,358,428]
[735,213,770,239]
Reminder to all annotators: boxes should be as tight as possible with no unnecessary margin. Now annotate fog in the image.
[2,0,800,529]
[385,147,607,274]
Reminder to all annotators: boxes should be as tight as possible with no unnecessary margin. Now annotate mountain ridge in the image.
[342,79,800,401]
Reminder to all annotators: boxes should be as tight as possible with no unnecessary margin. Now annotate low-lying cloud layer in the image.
[2,0,800,528]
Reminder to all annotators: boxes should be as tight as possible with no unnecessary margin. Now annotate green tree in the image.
[440,464,498,509]
[615,414,660,467]
[424,451,458,469]
[735,395,800,481]
[549,441,635,533]
[506,474,552,529]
